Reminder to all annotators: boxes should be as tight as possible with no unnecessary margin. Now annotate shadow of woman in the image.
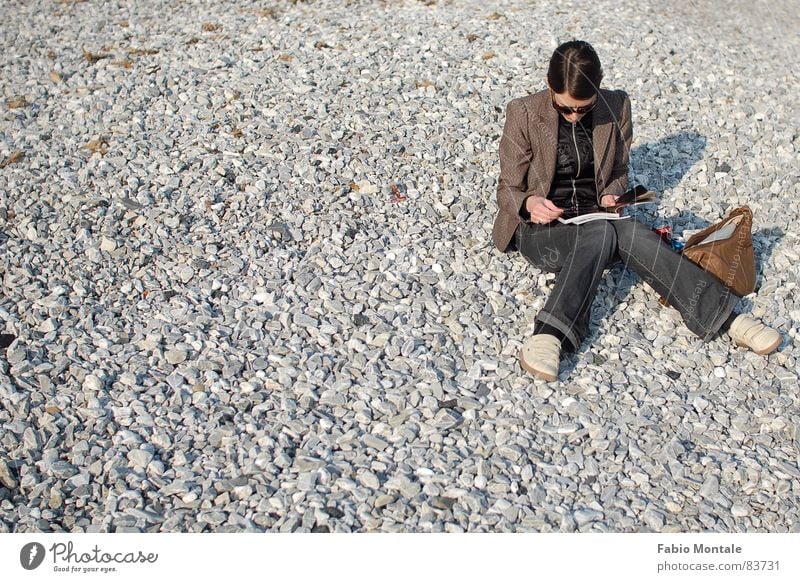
[629,131,707,194]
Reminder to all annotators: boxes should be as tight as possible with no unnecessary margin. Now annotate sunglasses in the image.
[550,90,597,115]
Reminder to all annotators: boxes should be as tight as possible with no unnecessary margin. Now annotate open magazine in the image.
[557,186,658,225]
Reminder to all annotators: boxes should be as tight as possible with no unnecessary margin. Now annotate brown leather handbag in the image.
[661,206,757,305]
[682,206,757,296]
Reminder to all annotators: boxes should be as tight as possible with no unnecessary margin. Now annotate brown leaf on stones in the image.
[466,33,479,42]
[482,52,496,60]
[349,182,360,192]
[415,79,434,88]
[389,183,406,204]
[49,71,63,83]
[7,96,27,109]
[231,127,243,138]
[83,49,111,64]
[187,37,200,45]
[84,137,109,155]
[278,54,293,62]
[119,20,129,27]
[111,59,134,69]
[202,22,221,32]
[488,12,504,20]
[315,41,332,49]
[257,8,278,18]
[0,151,25,168]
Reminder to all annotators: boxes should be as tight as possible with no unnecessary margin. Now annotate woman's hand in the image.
[525,196,563,224]
[599,194,619,208]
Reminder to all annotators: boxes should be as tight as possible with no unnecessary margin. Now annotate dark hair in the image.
[547,40,603,99]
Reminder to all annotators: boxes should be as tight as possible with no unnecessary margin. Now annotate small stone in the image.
[374,495,395,508]
[100,237,116,252]
[293,313,318,328]
[643,508,665,531]
[127,450,154,468]
[498,446,522,462]
[297,472,317,491]
[179,265,194,283]
[165,349,187,365]
[23,427,40,450]
[67,473,91,488]
[49,461,77,479]
[573,509,603,526]
[0,459,17,488]
[731,503,749,517]
[699,475,720,499]
[431,496,456,510]
[6,343,26,364]
[387,475,421,498]
[324,506,344,518]
[362,434,389,451]
[357,471,380,489]
[357,181,379,194]
[49,489,64,509]
[37,319,57,333]
[119,372,138,386]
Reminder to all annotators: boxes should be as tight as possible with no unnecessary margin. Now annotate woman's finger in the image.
[543,199,563,213]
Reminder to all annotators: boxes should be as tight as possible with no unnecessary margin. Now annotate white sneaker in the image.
[519,334,561,381]
[728,314,781,355]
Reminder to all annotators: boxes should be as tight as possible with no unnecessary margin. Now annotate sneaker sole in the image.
[735,336,781,356]
[518,348,557,381]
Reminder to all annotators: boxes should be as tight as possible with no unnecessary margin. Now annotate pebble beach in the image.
[1,0,799,532]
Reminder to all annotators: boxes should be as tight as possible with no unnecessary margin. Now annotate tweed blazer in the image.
[492,88,633,252]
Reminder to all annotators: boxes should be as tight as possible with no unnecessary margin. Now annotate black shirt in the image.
[547,111,598,219]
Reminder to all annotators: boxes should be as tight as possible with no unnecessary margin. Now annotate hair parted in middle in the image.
[547,40,604,100]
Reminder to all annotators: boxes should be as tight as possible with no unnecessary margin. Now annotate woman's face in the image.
[550,89,597,124]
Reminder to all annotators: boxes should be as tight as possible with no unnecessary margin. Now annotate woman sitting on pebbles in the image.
[493,40,781,381]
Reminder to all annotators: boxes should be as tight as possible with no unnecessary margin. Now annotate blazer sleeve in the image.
[604,92,633,197]
[496,99,534,218]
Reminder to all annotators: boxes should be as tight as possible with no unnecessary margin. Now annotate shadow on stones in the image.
[630,131,707,194]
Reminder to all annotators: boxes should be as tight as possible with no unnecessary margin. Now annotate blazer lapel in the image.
[592,90,616,192]
[535,97,559,195]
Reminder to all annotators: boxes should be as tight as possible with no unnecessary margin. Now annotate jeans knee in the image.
[580,221,617,257]
[612,218,649,252]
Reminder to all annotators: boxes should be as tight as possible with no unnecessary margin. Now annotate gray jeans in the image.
[514,218,740,350]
